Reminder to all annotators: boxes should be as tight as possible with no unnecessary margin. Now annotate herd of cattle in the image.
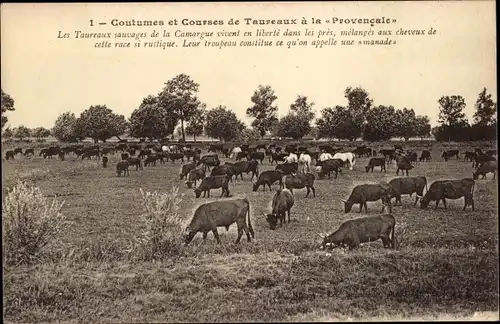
[3,141,498,250]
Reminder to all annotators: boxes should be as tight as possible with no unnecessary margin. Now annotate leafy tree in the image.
[52,112,79,142]
[13,125,30,141]
[316,106,359,140]
[290,95,315,121]
[205,106,245,142]
[237,128,261,143]
[345,86,373,138]
[363,105,398,141]
[393,108,419,141]
[1,89,15,129]
[75,105,127,143]
[185,103,206,142]
[32,127,51,140]
[414,115,431,139]
[246,85,279,138]
[2,127,13,138]
[276,113,311,140]
[473,88,496,126]
[129,95,177,140]
[158,74,200,141]
[308,126,319,140]
[438,95,467,126]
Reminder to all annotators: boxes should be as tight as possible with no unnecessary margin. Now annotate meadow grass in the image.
[2,141,498,322]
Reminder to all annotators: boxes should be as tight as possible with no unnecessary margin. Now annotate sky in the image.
[1,1,497,130]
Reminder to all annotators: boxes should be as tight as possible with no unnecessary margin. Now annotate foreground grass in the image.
[2,141,499,322]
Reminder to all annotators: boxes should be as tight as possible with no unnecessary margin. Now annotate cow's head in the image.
[263,213,279,230]
[186,181,193,189]
[416,194,430,208]
[365,166,370,172]
[252,182,259,192]
[318,232,340,250]
[341,199,354,213]
[194,188,202,198]
[183,227,195,246]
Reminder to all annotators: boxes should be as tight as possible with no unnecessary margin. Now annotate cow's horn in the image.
[318,233,326,238]
[341,199,347,203]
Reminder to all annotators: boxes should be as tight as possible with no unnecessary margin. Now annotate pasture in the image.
[3,141,499,323]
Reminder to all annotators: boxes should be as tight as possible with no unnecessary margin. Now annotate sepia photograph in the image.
[1,1,498,322]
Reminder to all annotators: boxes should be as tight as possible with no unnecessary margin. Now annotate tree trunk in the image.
[193,133,196,142]
[93,138,98,144]
[181,119,185,142]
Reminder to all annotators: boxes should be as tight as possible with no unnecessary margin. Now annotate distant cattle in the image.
[102,156,108,168]
[5,150,15,160]
[418,178,475,211]
[473,160,497,180]
[252,170,284,192]
[379,149,396,161]
[396,157,414,176]
[197,154,220,171]
[194,175,230,198]
[81,149,100,160]
[183,198,254,245]
[463,151,476,162]
[116,160,130,177]
[342,183,392,213]
[486,149,497,157]
[227,160,259,181]
[473,154,496,168]
[441,150,460,161]
[23,148,34,157]
[13,148,23,155]
[138,149,152,159]
[179,162,197,180]
[284,173,316,197]
[275,162,298,176]
[317,159,343,179]
[388,176,427,206]
[208,144,224,153]
[144,155,157,167]
[264,189,295,230]
[211,164,236,181]
[167,152,185,163]
[319,214,396,250]
[270,152,288,165]
[121,153,129,161]
[365,157,386,173]
[186,168,206,189]
[247,151,265,163]
[127,157,144,171]
[419,150,431,162]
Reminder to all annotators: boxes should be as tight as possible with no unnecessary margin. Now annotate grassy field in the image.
[3,141,499,322]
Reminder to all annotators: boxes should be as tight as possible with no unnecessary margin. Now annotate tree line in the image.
[1,76,496,143]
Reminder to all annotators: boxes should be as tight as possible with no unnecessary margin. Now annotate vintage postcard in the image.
[1,1,497,322]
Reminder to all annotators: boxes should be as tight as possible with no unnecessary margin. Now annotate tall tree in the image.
[32,127,51,140]
[276,113,311,140]
[13,125,30,141]
[246,85,279,138]
[2,127,13,138]
[316,106,359,140]
[394,108,419,141]
[345,86,373,139]
[290,95,315,121]
[158,74,200,141]
[1,89,15,129]
[185,103,206,142]
[205,106,245,142]
[473,88,496,126]
[52,112,79,142]
[414,115,432,140]
[129,95,177,140]
[363,105,398,141]
[438,95,467,126]
[75,105,127,143]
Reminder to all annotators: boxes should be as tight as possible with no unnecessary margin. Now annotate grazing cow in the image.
[333,152,356,170]
[263,189,295,229]
[441,149,460,161]
[168,152,185,163]
[247,151,265,163]
[230,146,242,159]
[184,149,201,162]
[418,178,475,211]
[396,157,414,176]
[365,157,386,173]
[197,154,220,171]
[388,176,427,206]
[319,214,396,250]
[186,168,206,189]
[81,149,100,160]
[211,164,236,181]
[235,151,247,161]
[473,160,497,180]
[102,156,108,168]
[13,148,23,155]
[194,175,230,198]
[121,152,129,160]
[61,146,74,155]
[353,146,373,157]
[463,151,476,162]
[275,162,298,176]
[5,150,15,160]
[405,151,418,165]
[284,172,316,197]
[379,149,396,162]
[298,153,312,173]
[116,160,130,177]
[23,148,34,157]
[284,152,298,163]
[252,170,284,192]
[127,157,144,171]
[486,149,497,157]
[179,162,197,180]
[138,149,152,159]
[317,159,343,179]
[183,198,254,245]
[342,183,392,213]
[473,154,496,168]
[41,146,61,159]
[419,150,431,162]
[270,152,288,165]
[127,148,136,156]
[227,160,259,181]
[144,155,157,167]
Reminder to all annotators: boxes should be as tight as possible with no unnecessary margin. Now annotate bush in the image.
[2,181,68,265]
[135,186,185,260]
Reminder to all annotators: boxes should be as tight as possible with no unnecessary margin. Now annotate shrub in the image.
[135,186,185,260]
[2,181,68,265]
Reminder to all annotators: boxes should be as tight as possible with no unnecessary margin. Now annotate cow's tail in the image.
[391,218,396,248]
[245,198,255,239]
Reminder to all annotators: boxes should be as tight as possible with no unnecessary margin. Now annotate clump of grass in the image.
[134,186,186,260]
[2,181,69,265]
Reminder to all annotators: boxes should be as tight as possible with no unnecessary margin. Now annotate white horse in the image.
[230,147,242,159]
[298,153,311,173]
[333,152,356,170]
[162,145,171,153]
[284,152,298,163]
[319,152,334,162]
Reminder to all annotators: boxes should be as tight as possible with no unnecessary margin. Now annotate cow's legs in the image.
[287,209,291,223]
[243,225,252,242]
[364,202,369,213]
[435,200,439,209]
[235,226,243,244]
[305,187,310,198]
[212,229,221,244]
[311,185,316,197]
[203,232,208,239]
[359,203,363,213]
[442,198,447,209]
